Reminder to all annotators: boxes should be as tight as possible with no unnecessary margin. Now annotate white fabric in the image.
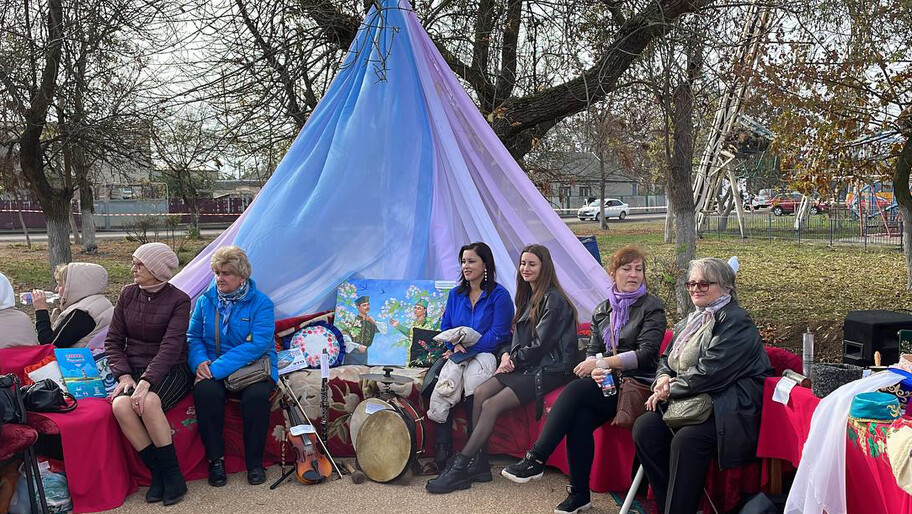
[0,271,14,310]
[427,353,496,423]
[434,326,482,347]
[785,370,903,514]
[886,421,912,494]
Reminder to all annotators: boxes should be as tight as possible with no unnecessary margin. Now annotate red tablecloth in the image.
[756,376,820,466]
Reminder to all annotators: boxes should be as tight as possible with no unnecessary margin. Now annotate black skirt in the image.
[122,365,193,412]
[494,369,568,405]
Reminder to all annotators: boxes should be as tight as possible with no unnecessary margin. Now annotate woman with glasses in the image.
[106,243,192,506]
[632,257,771,514]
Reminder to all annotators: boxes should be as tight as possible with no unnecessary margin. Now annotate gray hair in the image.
[688,257,738,303]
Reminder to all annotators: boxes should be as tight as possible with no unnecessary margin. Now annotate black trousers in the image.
[531,378,617,490]
[193,378,273,471]
[632,409,717,514]
[433,395,474,446]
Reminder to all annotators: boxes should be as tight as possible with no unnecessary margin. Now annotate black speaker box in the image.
[843,310,912,366]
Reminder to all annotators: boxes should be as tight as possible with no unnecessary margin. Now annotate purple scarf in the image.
[602,283,647,351]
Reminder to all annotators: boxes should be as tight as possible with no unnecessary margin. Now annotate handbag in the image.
[0,374,24,425]
[605,329,650,428]
[612,377,651,428]
[662,393,713,429]
[20,379,77,413]
[215,308,271,393]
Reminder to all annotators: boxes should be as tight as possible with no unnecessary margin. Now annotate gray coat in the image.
[587,293,667,383]
[657,302,772,469]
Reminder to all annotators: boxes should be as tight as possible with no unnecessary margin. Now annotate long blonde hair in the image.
[512,244,577,335]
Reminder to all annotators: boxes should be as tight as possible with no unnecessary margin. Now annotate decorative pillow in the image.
[410,328,445,367]
[283,321,344,368]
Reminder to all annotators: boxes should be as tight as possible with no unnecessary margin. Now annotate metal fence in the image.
[702,208,904,249]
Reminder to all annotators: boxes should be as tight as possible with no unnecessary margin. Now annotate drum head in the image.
[356,410,412,483]
[350,398,393,451]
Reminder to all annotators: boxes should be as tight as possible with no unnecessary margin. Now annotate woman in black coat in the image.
[634,257,771,514]
[426,244,578,495]
[501,245,666,514]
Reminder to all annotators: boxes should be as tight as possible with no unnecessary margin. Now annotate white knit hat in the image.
[132,243,179,282]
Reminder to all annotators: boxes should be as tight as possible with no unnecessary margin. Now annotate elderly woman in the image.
[106,243,191,506]
[633,257,771,514]
[33,262,113,347]
[188,246,277,488]
[427,244,575,494]
[0,271,38,347]
[502,245,666,514]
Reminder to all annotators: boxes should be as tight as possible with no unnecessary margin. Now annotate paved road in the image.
[0,212,668,243]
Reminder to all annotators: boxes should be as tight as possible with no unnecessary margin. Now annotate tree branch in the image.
[493,0,522,103]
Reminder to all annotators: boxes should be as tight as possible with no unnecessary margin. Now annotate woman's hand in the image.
[645,392,663,411]
[111,374,136,398]
[31,289,48,311]
[196,360,212,383]
[453,343,467,354]
[495,353,514,374]
[644,375,675,411]
[130,380,151,415]
[442,350,453,359]
[591,366,608,383]
[574,358,597,378]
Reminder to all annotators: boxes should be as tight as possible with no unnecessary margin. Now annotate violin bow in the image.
[278,376,345,480]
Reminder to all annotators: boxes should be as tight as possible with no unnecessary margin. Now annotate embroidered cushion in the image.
[283,321,344,368]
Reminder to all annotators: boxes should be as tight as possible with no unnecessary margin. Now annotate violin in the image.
[281,397,332,484]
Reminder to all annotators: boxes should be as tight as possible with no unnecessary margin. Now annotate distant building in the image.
[526,151,649,209]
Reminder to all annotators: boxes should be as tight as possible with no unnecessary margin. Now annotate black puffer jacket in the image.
[587,293,667,384]
[657,302,772,469]
[502,287,577,373]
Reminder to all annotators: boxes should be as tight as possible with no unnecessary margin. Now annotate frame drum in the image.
[349,398,393,451]
[355,398,424,483]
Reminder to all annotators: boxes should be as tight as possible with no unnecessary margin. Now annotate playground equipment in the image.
[846,182,900,237]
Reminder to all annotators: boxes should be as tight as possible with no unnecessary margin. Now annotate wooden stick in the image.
[343,462,365,484]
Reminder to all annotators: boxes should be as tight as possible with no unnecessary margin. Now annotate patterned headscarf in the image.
[669,294,732,359]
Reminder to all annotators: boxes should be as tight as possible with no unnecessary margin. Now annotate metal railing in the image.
[701,208,904,249]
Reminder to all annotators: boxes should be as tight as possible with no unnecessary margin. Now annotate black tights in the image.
[460,377,520,457]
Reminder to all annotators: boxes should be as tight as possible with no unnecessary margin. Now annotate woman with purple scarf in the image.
[502,245,667,514]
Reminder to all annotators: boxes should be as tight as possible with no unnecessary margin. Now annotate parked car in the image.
[749,192,772,210]
[577,198,630,221]
[770,192,828,215]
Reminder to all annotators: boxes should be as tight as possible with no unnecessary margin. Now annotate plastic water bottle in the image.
[802,327,814,377]
[595,353,616,397]
[19,291,59,306]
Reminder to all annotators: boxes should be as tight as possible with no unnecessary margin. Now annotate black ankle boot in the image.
[138,445,163,503]
[434,443,451,473]
[154,444,187,506]
[465,449,492,483]
[425,453,472,494]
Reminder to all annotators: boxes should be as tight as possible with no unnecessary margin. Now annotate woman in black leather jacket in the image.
[634,257,771,514]
[427,244,578,495]
[501,245,667,514]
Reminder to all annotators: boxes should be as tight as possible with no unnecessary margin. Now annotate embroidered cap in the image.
[849,391,902,423]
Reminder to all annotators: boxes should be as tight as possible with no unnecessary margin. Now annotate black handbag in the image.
[0,374,24,424]
[20,379,77,413]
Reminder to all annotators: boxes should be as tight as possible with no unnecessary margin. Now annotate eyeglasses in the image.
[684,280,717,292]
[131,260,144,269]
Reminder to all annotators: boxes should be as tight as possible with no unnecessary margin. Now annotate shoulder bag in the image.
[215,308,271,392]
[21,379,77,413]
[662,392,713,429]
[607,329,651,429]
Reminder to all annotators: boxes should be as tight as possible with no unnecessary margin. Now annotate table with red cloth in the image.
[757,375,912,513]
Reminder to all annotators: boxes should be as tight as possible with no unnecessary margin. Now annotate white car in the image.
[577,199,629,221]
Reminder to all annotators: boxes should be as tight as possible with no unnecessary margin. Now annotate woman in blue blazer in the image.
[188,246,277,488]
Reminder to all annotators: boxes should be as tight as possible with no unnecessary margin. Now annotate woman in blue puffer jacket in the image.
[188,245,277,488]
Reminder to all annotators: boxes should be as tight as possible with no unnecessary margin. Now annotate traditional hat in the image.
[849,391,902,423]
[415,298,428,309]
[355,295,370,306]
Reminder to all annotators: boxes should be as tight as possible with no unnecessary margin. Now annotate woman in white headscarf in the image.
[0,271,38,348]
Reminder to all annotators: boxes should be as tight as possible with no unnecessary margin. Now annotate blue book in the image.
[55,348,106,399]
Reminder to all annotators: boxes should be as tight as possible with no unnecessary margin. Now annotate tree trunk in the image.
[69,209,82,245]
[599,152,608,230]
[13,191,32,249]
[78,179,97,253]
[668,80,697,318]
[893,134,912,290]
[44,197,73,272]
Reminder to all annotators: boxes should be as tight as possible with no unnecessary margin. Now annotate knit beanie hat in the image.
[133,243,179,282]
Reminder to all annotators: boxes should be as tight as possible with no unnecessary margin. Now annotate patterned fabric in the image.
[669,294,731,360]
[847,418,891,461]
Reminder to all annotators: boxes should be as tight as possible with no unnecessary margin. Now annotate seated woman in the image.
[429,242,514,472]
[502,245,667,514]
[0,271,38,348]
[633,257,771,514]
[106,243,192,506]
[188,246,277,488]
[32,262,113,347]
[427,244,577,494]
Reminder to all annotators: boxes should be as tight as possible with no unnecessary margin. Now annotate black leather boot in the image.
[425,453,472,494]
[154,444,187,506]
[138,445,163,502]
[434,443,451,473]
[465,449,492,483]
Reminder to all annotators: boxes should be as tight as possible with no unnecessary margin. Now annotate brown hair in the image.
[512,244,578,335]
[608,245,647,277]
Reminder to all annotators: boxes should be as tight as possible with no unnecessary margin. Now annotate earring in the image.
[483,268,488,285]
